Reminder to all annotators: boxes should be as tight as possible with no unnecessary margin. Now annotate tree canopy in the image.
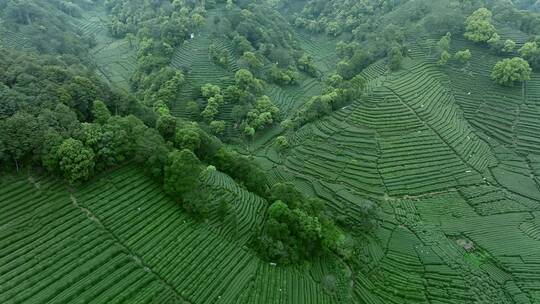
[491,57,532,86]
[464,8,498,43]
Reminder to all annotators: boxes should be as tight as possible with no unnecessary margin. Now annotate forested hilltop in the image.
[1,0,540,303]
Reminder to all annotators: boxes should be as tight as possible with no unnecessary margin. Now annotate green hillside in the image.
[2,0,540,303]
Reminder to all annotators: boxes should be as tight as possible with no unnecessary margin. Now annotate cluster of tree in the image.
[435,32,472,65]
[202,69,280,138]
[255,183,344,264]
[237,51,264,75]
[460,8,538,86]
[294,0,449,72]
[336,42,374,80]
[492,1,540,34]
[139,66,185,107]
[463,7,530,57]
[215,2,300,60]
[268,64,300,85]
[286,74,365,129]
[0,87,155,184]
[0,0,96,56]
[201,83,224,122]
[211,1,317,83]
[105,0,205,94]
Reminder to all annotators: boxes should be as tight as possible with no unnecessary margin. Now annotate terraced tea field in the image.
[0,166,342,304]
[3,2,540,303]
[254,34,540,303]
[76,9,137,91]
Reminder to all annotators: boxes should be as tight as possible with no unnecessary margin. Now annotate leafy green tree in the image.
[298,54,318,76]
[0,112,41,171]
[163,149,202,199]
[239,52,264,73]
[438,51,451,66]
[40,130,63,173]
[92,100,111,124]
[491,57,532,86]
[76,123,103,151]
[210,121,226,136]
[156,114,177,140]
[174,125,201,151]
[388,46,403,71]
[244,125,255,138]
[464,8,498,43]
[38,104,80,137]
[437,32,452,52]
[519,41,540,69]
[245,96,280,131]
[503,40,517,53]
[201,95,224,122]
[57,138,95,183]
[68,76,100,120]
[275,136,289,151]
[232,34,254,54]
[235,69,263,94]
[201,84,221,98]
[186,101,200,118]
[454,49,472,63]
[135,128,170,180]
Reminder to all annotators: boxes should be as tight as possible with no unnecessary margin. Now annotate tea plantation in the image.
[2,0,540,303]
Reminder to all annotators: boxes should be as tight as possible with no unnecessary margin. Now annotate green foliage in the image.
[174,124,202,152]
[438,50,452,66]
[268,65,300,86]
[519,41,540,69]
[209,120,226,136]
[337,49,373,80]
[106,0,202,92]
[156,114,177,140]
[217,2,303,70]
[454,49,472,63]
[244,96,280,132]
[290,74,365,129]
[92,100,111,125]
[57,138,95,183]
[0,0,95,55]
[201,84,222,99]
[297,54,318,76]
[212,147,268,197]
[186,101,201,118]
[503,39,516,53]
[491,57,532,86]
[40,130,63,173]
[257,183,344,264]
[275,135,289,151]
[0,112,41,170]
[437,32,452,52]
[164,150,202,196]
[464,8,498,43]
[141,67,185,106]
[134,128,170,180]
[388,46,404,71]
[235,69,263,94]
[238,51,263,74]
[209,43,230,67]
[201,84,225,122]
